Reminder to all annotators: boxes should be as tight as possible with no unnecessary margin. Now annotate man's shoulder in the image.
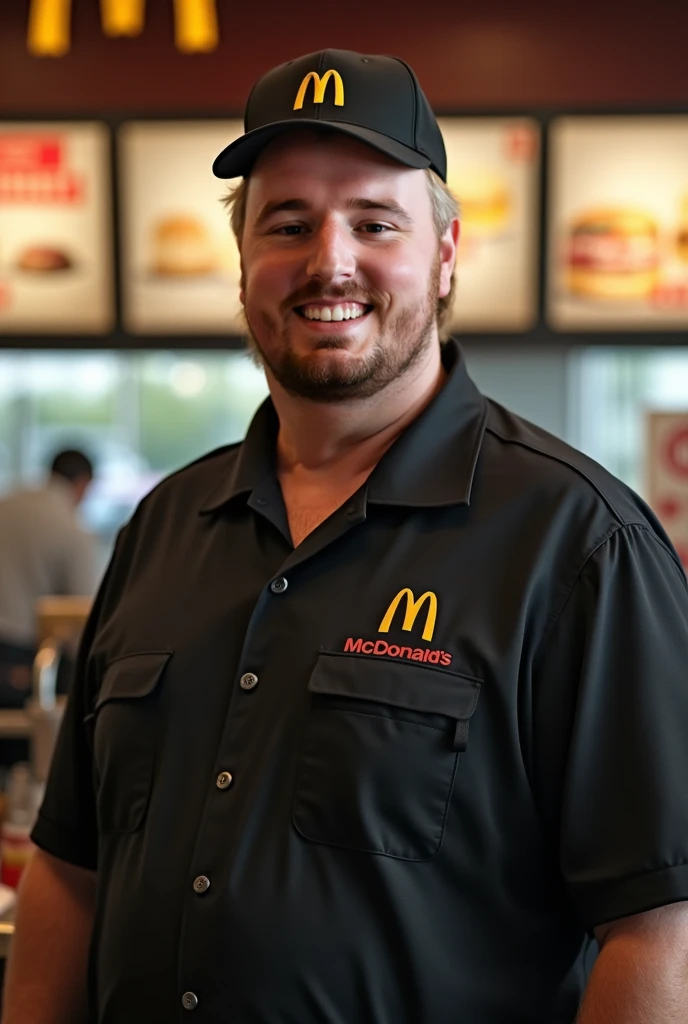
[482,399,651,529]
[120,442,244,536]
[0,485,60,522]
[129,442,244,521]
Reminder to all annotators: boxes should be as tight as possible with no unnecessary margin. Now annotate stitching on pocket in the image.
[317,706,446,732]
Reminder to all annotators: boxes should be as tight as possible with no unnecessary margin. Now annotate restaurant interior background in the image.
[3,0,688,571]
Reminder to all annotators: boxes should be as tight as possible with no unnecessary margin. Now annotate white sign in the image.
[0,122,114,334]
[119,120,244,334]
[549,117,688,330]
[646,411,688,568]
[439,117,540,332]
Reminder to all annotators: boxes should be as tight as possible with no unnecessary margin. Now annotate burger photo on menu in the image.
[566,208,660,301]
[16,244,75,273]
[150,215,218,277]
[450,167,513,240]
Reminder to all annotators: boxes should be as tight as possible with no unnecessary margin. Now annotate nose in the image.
[305,217,356,283]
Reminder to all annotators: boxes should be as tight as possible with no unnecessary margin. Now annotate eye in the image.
[360,223,390,234]
[274,224,304,236]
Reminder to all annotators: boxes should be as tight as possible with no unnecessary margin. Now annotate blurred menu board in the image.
[438,118,540,332]
[549,117,688,331]
[0,122,113,334]
[119,121,244,334]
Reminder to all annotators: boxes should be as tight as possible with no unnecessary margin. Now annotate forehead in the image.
[245,130,431,212]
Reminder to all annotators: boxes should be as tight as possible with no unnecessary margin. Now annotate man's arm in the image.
[1,848,97,1024]
[577,903,688,1023]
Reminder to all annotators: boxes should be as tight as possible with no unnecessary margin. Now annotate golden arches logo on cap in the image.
[293,69,345,111]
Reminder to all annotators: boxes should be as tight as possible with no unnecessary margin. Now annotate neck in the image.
[270,341,446,479]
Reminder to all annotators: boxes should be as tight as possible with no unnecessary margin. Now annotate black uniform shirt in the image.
[33,340,688,1024]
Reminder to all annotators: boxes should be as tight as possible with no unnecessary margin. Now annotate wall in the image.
[463,345,571,441]
[2,0,688,114]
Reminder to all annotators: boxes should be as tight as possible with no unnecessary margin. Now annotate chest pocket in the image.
[86,651,171,834]
[293,652,481,861]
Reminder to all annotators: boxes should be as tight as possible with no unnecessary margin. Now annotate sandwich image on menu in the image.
[450,167,513,240]
[566,208,660,301]
[16,244,75,272]
[150,215,217,277]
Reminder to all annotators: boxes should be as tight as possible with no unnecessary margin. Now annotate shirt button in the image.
[240,672,259,690]
[216,771,233,789]
[182,991,198,1010]
[270,576,288,594]
[193,875,210,894]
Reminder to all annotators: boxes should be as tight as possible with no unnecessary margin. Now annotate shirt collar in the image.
[198,338,487,515]
[366,339,487,508]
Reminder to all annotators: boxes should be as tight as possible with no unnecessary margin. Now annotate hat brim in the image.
[212,120,433,179]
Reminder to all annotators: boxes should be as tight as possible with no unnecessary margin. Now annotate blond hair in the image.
[221,167,459,338]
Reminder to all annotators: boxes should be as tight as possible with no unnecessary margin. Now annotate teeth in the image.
[303,303,366,322]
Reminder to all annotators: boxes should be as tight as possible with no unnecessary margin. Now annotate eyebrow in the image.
[253,196,414,229]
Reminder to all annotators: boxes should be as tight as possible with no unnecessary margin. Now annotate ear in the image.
[239,260,245,306]
[438,218,460,299]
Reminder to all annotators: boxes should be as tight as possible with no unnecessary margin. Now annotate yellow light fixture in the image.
[173,0,219,53]
[101,0,145,36]
[28,0,72,57]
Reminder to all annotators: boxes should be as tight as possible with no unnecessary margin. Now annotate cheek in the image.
[243,252,297,303]
[371,251,433,296]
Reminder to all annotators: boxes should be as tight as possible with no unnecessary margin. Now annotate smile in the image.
[296,302,372,322]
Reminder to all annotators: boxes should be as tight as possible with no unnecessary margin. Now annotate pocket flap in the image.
[96,651,172,709]
[309,652,481,720]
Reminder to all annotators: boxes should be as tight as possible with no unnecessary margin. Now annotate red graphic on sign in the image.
[0,137,62,173]
[650,282,688,308]
[0,171,85,204]
[656,496,682,520]
[0,135,84,205]
[505,125,537,162]
[664,426,688,479]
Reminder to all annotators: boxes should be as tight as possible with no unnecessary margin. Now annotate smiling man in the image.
[5,50,688,1024]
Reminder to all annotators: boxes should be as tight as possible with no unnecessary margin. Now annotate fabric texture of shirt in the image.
[0,477,97,646]
[33,340,688,1024]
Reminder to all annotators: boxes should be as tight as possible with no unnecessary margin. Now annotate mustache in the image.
[282,282,382,312]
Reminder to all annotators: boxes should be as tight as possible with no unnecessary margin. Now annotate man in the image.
[4,51,688,1024]
[0,449,96,712]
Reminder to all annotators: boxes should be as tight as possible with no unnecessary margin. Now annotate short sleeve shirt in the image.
[33,340,688,1024]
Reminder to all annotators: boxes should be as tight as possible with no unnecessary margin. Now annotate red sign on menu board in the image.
[0,137,63,173]
[0,135,84,205]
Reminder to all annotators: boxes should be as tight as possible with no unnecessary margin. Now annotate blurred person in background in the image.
[0,449,97,738]
[5,50,688,1024]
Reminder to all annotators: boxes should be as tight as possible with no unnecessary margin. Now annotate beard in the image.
[242,255,442,403]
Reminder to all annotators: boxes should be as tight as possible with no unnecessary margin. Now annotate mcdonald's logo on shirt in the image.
[293,70,345,110]
[378,589,438,643]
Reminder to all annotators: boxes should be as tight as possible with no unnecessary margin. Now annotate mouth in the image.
[294,301,373,323]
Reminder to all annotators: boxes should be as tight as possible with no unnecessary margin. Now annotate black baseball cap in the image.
[212,49,447,182]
